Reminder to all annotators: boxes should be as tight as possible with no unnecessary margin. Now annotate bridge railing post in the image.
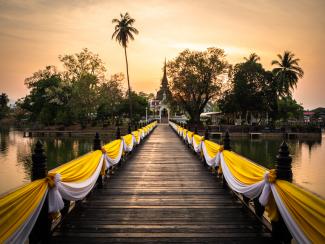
[271,141,293,243]
[93,132,103,189]
[29,140,51,243]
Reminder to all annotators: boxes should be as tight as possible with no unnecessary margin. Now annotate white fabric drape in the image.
[123,135,135,152]
[5,189,48,244]
[48,155,104,212]
[104,141,124,168]
[192,137,202,153]
[201,141,220,167]
[271,185,310,244]
[187,134,193,145]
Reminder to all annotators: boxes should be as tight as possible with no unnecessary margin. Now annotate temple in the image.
[149,59,172,123]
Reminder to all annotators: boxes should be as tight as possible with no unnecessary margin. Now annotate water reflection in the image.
[212,135,324,198]
[1,129,324,198]
[0,129,102,195]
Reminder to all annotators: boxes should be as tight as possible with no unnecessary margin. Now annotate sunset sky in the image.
[0,0,324,109]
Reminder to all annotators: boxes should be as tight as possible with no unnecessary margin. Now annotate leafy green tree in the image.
[168,48,229,125]
[112,12,139,122]
[59,48,106,82]
[22,66,65,125]
[0,93,9,120]
[219,59,274,124]
[277,96,303,122]
[118,91,148,123]
[97,73,124,125]
[59,49,107,126]
[271,51,304,97]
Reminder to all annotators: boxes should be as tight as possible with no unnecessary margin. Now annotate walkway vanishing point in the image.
[52,124,273,243]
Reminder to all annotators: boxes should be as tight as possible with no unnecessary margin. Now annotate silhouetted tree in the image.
[112,12,139,123]
[271,51,304,97]
[244,53,260,63]
[168,48,229,126]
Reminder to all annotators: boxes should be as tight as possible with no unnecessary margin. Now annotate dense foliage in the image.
[16,49,148,128]
[218,51,304,125]
[167,48,229,125]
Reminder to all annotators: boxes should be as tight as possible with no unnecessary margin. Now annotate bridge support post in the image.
[93,132,103,189]
[29,140,51,244]
[272,141,292,243]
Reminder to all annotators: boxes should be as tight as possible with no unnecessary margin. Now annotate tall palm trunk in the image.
[124,46,133,123]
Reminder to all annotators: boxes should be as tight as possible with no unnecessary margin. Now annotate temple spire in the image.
[162,58,168,89]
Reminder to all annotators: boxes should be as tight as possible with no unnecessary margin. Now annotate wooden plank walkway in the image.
[52,124,273,243]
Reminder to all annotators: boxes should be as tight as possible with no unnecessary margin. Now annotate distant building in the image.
[148,60,172,123]
[304,111,315,123]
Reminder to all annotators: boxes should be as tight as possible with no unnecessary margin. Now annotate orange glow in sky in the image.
[0,0,324,109]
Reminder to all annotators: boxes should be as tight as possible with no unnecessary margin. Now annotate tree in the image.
[97,73,124,124]
[244,53,260,63]
[0,93,9,120]
[277,96,303,122]
[59,49,107,126]
[22,66,65,125]
[168,48,229,125]
[59,48,106,82]
[271,51,304,97]
[112,12,139,123]
[219,59,274,124]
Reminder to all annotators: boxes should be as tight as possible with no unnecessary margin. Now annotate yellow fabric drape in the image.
[193,134,203,145]
[138,128,144,136]
[204,140,222,158]
[183,129,188,138]
[0,179,48,242]
[132,131,140,143]
[187,131,194,139]
[222,150,267,185]
[49,150,102,182]
[123,134,133,146]
[102,139,122,160]
[275,180,325,243]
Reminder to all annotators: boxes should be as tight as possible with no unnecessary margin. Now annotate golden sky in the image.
[0,0,324,109]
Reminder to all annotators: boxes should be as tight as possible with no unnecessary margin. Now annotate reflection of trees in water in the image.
[0,130,9,153]
[289,138,322,163]
[223,137,322,170]
[16,139,34,181]
[231,138,280,168]
[44,138,93,170]
[12,134,93,180]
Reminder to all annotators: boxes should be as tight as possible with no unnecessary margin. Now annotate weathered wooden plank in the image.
[52,124,273,243]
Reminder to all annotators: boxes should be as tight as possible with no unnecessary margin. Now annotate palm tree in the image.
[244,53,260,63]
[271,51,304,97]
[112,12,139,122]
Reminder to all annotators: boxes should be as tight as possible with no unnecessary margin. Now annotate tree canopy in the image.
[16,49,148,128]
[167,47,229,125]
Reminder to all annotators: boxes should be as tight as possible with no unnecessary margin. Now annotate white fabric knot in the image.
[259,171,272,206]
[48,173,64,213]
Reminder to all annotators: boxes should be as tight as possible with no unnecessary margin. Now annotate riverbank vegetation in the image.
[0,47,310,129]
[167,48,305,126]
[10,49,150,129]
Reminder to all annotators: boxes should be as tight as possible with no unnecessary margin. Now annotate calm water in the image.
[0,129,99,195]
[0,128,324,198]
[212,135,325,198]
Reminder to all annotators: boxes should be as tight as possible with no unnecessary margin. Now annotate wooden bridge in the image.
[52,124,272,243]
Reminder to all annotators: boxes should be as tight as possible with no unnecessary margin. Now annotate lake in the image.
[0,128,324,198]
